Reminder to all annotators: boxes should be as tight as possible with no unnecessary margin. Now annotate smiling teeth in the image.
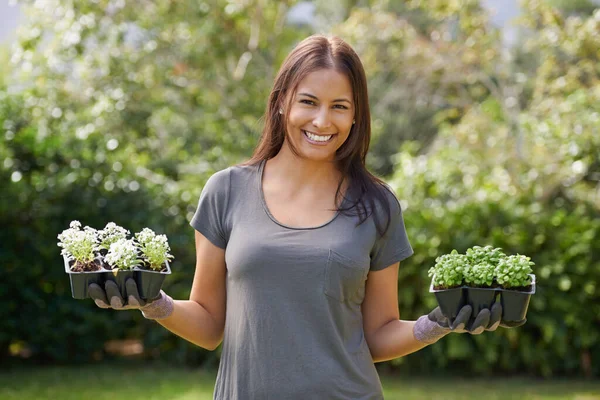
[305,131,332,142]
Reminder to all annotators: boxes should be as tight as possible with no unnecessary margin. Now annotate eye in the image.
[333,104,349,110]
[300,99,315,105]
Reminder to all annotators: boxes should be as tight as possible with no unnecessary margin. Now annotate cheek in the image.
[287,108,309,127]
[335,116,353,133]
[285,118,300,136]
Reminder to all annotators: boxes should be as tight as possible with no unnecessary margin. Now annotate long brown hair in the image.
[242,34,395,237]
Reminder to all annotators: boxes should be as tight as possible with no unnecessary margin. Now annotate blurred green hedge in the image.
[1,0,598,378]
[389,145,600,378]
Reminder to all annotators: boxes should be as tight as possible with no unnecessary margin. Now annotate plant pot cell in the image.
[104,270,135,299]
[466,287,497,316]
[135,260,171,299]
[432,287,465,320]
[64,255,106,299]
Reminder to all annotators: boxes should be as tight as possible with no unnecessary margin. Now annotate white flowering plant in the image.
[104,238,143,270]
[57,220,100,272]
[59,221,173,273]
[97,222,130,252]
[135,228,173,271]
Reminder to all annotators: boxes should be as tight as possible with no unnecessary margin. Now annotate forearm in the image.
[155,299,223,351]
[366,319,429,363]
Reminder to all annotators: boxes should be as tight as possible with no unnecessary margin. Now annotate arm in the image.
[362,262,428,363]
[91,170,230,350]
[362,262,505,363]
[155,230,227,350]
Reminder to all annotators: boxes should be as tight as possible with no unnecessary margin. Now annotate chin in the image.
[297,141,337,162]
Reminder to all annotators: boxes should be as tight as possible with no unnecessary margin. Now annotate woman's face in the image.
[284,68,355,162]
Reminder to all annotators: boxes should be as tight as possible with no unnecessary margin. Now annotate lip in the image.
[302,130,335,145]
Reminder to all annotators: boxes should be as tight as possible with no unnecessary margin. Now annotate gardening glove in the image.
[413,303,502,344]
[500,318,527,328]
[88,279,174,320]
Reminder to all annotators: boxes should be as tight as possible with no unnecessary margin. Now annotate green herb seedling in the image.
[428,250,468,289]
[463,262,495,287]
[495,255,534,288]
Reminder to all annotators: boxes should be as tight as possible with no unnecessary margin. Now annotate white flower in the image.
[97,222,130,250]
[69,220,82,230]
[135,227,156,246]
[105,238,141,270]
[135,228,173,271]
[57,220,97,265]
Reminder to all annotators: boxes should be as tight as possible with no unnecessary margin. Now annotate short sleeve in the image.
[190,169,231,249]
[370,187,413,271]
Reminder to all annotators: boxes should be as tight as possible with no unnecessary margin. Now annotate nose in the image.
[312,107,331,129]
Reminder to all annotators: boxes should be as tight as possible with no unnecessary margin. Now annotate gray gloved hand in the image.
[414,303,503,344]
[89,279,157,309]
[500,318,527,328]
[88,279,174,319]
[431,303,503,333]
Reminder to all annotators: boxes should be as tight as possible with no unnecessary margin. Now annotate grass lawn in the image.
[0,362,598,400]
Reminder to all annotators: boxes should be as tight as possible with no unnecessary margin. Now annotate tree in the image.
[2,0,310,364]
[327,0,505,175]
[387,0,600,377]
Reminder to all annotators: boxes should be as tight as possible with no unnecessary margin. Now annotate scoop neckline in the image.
[257,159,346,230]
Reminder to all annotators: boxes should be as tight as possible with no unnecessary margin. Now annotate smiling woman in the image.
[87,34,523,400]
[245,35,388,236]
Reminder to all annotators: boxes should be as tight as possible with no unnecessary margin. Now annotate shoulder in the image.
[368,181,403,238]
[228,161,261,182]
[202,161,261,199]
[204,161,257,186]
[203,167,231,194]
[372,181,401,216]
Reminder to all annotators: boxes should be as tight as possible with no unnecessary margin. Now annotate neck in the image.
[266,146,342,193]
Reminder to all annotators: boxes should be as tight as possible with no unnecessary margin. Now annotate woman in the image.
[89,35,517,399]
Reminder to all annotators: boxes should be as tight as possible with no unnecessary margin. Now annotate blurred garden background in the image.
[1,0,599,398]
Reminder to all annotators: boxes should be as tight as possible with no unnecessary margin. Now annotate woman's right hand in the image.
[88,279,174,319]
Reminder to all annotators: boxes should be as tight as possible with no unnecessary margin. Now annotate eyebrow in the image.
[297,92,352,105]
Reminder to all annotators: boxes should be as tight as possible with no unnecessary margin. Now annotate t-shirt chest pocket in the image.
[324,249,369,303]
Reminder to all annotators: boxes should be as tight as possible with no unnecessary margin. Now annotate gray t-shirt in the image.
[190,159,413,400]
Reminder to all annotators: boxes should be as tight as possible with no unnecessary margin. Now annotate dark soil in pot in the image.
[68,257,104,272]
[64,256,109,299]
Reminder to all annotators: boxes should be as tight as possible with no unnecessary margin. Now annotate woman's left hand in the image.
[413,303,502,344]
[432,303,502,334]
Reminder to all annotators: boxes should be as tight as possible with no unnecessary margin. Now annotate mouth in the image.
[302,130,335,144]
